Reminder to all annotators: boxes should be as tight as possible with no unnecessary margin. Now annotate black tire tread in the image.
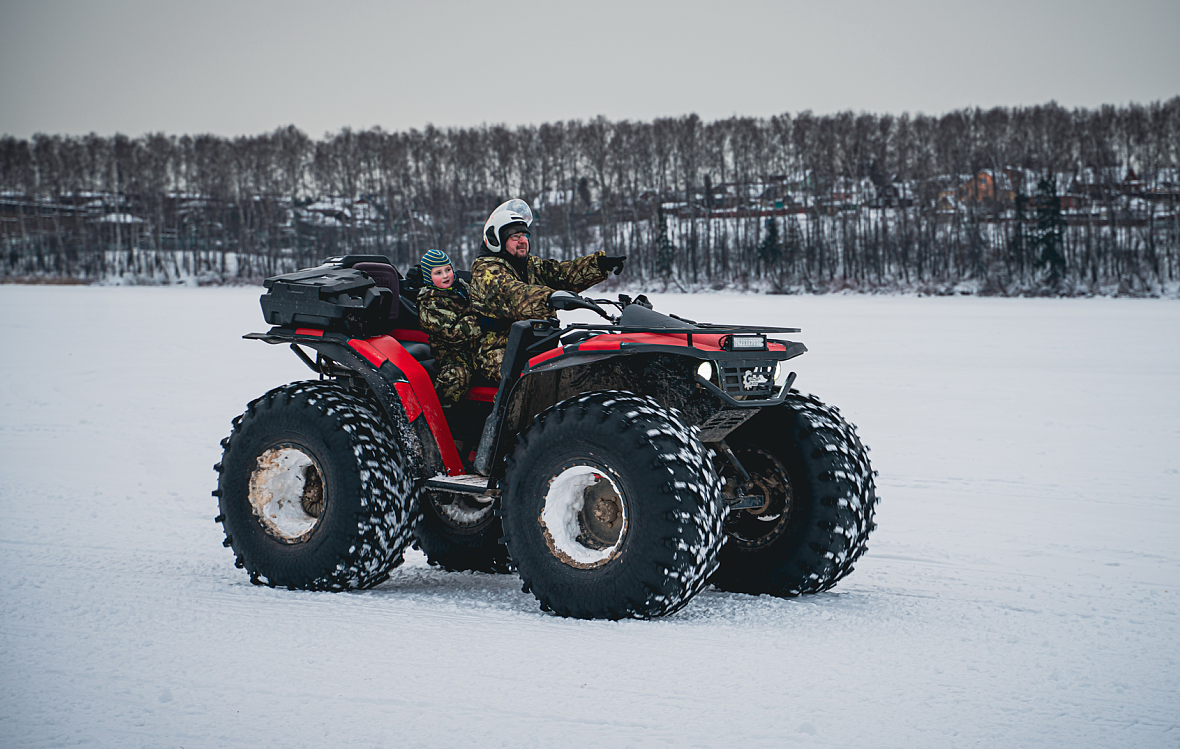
[412,491,512,574]
[215,380,421,591]
[501,391,725,619]
[713,390,877,596]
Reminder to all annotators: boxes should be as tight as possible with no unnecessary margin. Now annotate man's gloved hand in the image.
[549,291,612,320]
[548,290,587,311]
[597,254,627,275]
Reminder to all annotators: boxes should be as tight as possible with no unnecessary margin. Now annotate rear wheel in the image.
[413,490,510,573]
[501,391,725,619]
[215,380,420,590]
[711,392,877,596]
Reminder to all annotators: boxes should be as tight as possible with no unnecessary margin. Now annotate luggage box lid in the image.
[263,266,375,299]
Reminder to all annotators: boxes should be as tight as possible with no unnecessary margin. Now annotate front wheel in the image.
[710,392,877,596]
[500,391,726,620]
[215,381,420,590]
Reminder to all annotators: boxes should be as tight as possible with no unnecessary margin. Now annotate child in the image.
[417,249,486,406]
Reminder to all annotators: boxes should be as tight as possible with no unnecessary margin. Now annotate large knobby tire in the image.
[711,391,877,596]
[413,490,511,573]
[214,380,421,591]
[501,391,726,620]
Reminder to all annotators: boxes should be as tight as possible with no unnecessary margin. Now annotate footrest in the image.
[425,474,490,494]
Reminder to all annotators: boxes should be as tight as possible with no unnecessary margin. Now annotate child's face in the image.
[430,264,455,289]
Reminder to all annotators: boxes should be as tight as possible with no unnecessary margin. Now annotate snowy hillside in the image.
[1,287,1177,747]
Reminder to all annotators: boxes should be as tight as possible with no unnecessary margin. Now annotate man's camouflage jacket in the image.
[469,250,608,324]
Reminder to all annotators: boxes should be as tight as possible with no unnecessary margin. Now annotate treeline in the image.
[2,99,1178,295]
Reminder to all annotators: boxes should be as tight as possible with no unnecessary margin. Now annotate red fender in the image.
[349,336,465,476]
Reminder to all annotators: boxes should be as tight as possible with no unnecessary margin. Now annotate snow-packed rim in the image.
[432,492,494,527]
[539,464,627,569]
[248,444,325,543]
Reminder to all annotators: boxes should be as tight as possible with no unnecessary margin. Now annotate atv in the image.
[214,254,877,619]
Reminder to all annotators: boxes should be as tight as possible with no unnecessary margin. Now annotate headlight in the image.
[697,361,713,381]
[774,361,788,386]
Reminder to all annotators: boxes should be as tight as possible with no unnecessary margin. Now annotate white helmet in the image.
[482,198,534,252]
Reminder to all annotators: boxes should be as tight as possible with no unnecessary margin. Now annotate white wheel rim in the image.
[540,464,627,568]
[248,445,324,543]
[436,495,494,526]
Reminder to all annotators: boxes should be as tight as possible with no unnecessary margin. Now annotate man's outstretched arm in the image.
[532,251,610,293]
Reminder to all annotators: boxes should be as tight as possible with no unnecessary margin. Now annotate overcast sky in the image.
[2,0,1177,139]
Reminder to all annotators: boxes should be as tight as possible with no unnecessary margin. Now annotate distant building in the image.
[951,170,1016,204]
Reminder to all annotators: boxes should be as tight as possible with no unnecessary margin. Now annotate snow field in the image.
[1,286,1177,747]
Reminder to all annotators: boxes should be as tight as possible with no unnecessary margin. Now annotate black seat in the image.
[398,338,438,380]
[352,262,402,330]
[402,341,431,361]
[418,358,441,379]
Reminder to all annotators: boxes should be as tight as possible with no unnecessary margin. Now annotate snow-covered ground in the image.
[1,286,1177,748]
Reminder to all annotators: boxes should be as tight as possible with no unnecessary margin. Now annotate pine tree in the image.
[655,207,675,285]
[1010,190,1028,283]
[783,215,802,285]
[757,216,782,272]
[1032,176,1067,292]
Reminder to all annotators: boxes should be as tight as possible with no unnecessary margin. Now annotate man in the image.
[469,199,626,382]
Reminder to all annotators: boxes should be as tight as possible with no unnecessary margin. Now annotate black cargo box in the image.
[260,266,394,336]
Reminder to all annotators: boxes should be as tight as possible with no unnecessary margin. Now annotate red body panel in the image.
[394,382,423,422]
[364,336,465,476]
[391,329,429,344]
[524,331,784,369]
[464,386,497,403]
[575,337,624,352]
[527,347,565,366]
[578,331,726,351]
[347,339,388,368]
